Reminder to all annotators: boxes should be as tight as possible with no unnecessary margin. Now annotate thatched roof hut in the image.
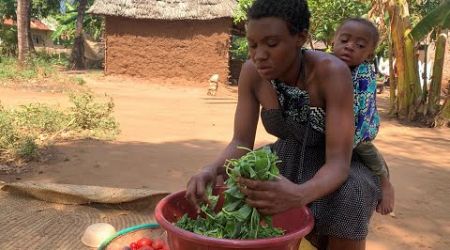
[89,0,237,83]
[88,0,236,20]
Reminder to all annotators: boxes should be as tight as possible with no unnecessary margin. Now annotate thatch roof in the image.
[88,0,236,20]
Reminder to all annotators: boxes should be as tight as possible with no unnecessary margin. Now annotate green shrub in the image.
[12,103,71,135]
[0,111,38,162]
[0,92,120,164]
[72,76,86,86]
[70,92,119,135]
[0,53,70,83]
[15,137,39,161]
[0,24,17,56]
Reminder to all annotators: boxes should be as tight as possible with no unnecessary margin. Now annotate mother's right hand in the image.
[185,167,218,212]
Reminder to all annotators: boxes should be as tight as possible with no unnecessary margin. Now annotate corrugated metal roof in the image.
[2,18,52,31]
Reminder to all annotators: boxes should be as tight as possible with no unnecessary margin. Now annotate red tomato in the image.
[130,242,139,250]
[137,237,153,247]
[137,246,154,250]
[151,239,164,249]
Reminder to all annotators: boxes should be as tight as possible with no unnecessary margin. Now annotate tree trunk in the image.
[427,31,447,115]
[386,0,422,120]
[27,0,35,52]
[17,0,30,64]
[422,43,428,108]
[404,35,422,119]
[71,0,88,70]
[387,2,408,118]
[388,37,397,115]
[433,91,449,127]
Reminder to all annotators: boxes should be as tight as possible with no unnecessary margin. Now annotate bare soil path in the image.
[0,72,449,250]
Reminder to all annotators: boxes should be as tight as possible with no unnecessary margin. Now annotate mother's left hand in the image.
[238,176,306,215]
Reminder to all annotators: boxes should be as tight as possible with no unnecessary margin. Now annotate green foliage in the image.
[0,54,69,81]
[32,50,70,66]
[0,0,58,55]
[176,147,284,239]
[0,0,102,51]
[0,92,119,163]
[0,57,36,80]
[0,0,16,19]
[232,0,370,54]
[0,23,17,55]
[13,103,70,135]
[69,92,119,138]
[0,109,38,162]
[409,0,442,26]
[308,0,370,46]
[233,0,254,24]
[0,0,59,20]
[73,76,86,85]
[31,0,60,19]
[409,0,450,41]
[52,0,103,45]
[230,36,248,61]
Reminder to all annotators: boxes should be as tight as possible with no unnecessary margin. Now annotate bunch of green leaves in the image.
[176,147,284,239]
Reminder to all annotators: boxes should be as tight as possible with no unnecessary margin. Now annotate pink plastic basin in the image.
[155,188,314,250]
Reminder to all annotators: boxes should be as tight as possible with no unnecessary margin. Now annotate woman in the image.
[186,0,380,249]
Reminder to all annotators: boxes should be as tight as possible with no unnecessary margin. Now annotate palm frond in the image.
[409,0,450,41]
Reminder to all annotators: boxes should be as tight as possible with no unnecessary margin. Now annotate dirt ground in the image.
[0,72,449,250]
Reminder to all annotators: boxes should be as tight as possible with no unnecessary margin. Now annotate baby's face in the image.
[333,21,375,67]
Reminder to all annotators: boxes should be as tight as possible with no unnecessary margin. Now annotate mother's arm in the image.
[300,58,355,203]
[240,58,354,214]
[185,61,262,208]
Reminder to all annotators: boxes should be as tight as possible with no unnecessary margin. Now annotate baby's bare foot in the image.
[376,178,395,215]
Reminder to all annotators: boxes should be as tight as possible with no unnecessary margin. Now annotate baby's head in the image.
[333,18,379,67]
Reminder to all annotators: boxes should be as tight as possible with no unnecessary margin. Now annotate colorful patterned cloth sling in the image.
[352,62,380,147]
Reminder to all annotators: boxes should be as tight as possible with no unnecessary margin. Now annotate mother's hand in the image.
[185,168,218,213]
[238,176,306,215]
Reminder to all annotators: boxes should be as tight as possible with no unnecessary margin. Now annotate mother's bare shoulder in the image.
[305,50,349,77]
[239,60,266,88]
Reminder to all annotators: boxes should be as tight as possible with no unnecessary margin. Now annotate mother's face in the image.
[246,17,304,81]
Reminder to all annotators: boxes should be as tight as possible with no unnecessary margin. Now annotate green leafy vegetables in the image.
[176,147,285,239]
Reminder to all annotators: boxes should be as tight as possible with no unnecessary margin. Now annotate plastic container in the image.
[97,223,166,250]
[155,187,314,250]
[81,223,116,248]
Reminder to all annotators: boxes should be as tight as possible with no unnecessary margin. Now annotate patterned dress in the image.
[352,62,380,146]
[261,79,381,240]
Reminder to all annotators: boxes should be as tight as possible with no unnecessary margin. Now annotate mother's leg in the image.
[328,237,365,250]
[312,161,380,250]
